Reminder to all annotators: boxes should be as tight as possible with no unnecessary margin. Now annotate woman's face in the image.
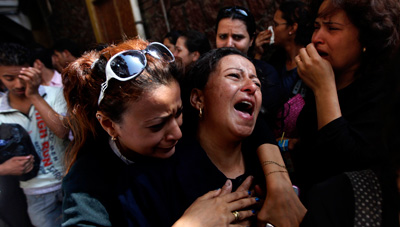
[200,55,261,139]
[113,80,182,159]
[163,38,176,53]
[273,10,290,46]
[216,18,253,54]
[312,0,362,74]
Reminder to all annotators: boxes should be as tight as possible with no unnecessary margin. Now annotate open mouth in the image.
[317,51,328,57]
[234,100,254,116]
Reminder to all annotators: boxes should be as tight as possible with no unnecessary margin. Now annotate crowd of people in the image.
[0,0,399,226]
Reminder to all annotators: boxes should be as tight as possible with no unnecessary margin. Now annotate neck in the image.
[8,93,30,114]
[285,43,303,70]
[196,124,245,179]
[335,67,358,90]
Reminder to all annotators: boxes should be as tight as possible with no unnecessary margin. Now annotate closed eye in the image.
[228,73,240,79]
[148,121,166,132]
[175,106,183,118]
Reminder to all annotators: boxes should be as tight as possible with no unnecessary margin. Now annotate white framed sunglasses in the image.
[98,42,175,105]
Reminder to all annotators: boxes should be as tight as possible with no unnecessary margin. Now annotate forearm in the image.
[29,94,69,139]
[0,164,7,175]
[314,87,342,130]
[257,144,291,186]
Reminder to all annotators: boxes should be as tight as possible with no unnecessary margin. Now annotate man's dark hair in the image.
[31,47,54,69]
[0,42,32,66]
[53,38,82,58]
[164,30,182,45]
[181,30,211,55]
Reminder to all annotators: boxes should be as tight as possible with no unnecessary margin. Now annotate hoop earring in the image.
[199,107,203,118]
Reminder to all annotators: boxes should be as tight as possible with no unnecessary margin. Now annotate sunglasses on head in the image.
[98,42,175,105]
[222,7,249,17]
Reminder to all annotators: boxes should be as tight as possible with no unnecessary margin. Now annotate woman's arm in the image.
[256,144,306,227]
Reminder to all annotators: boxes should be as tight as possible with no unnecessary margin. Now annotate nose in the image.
[312,29,324,45]
[16,78,25,88]
[226,37,235,47]
[241,77,258,94]
[173,50,179,58]
[165,118,182,142]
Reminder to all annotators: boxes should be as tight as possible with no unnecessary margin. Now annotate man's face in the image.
[52,50,67,73]
[0,65,27,98]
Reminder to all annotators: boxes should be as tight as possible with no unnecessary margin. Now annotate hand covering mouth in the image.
[234,100,254,116]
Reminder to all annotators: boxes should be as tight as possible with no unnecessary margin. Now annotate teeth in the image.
[241,101,253,109]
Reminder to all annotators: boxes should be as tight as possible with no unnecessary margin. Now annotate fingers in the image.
[235,175,253,192]
[227,194,258,212]
[197,188,223,200]
[220,179,233,195]
[234,210,255,222]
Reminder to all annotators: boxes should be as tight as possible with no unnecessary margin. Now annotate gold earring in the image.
[363,47,366,52]
[111,136,117,141]
[199,107,203,118]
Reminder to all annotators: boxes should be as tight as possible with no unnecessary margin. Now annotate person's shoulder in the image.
[252,59,279,76]
[41,85,63,95]
[63,142,118,191]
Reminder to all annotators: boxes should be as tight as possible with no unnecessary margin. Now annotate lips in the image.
[316,49,328,57]
[234,99,255,117]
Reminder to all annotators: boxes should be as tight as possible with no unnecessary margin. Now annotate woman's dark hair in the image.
[310,0,400,76]
[180,30,211,55]
[215,6,256,39]
[181,47,250,135]
[62,38,182,171]
[164,30,182,45]
[279,0,313,46]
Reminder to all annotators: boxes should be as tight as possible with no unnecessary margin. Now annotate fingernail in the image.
[252,209,256,214]
[248,190,251,195]
[225,180,231,187]
[255,197,260,202]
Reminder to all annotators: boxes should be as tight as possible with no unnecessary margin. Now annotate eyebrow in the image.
[224,67,244,72]
[2,74,17,78]
[144,105,183,123]
[315,20,345,26]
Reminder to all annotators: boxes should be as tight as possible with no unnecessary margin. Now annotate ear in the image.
[96,111,118,138]
[249,36,255,48]
[191,51,201,62]
[63,50,72,58]
[33,59,43,70]
[190,88,204,110]
[290,22,299,34]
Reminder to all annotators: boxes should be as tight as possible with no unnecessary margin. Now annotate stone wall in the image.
[139,0,279,47]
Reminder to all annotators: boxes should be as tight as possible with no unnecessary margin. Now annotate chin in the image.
[155,147,176,159]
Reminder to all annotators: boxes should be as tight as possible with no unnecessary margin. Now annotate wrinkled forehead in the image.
[0,65,26,77]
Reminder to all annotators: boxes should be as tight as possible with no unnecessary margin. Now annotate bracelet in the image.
[264,170,288,177]
[261,160,287,169]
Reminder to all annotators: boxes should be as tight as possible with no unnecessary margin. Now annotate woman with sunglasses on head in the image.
[215,6,307,226]
[61,38,258,226]
[292,0,400,202]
